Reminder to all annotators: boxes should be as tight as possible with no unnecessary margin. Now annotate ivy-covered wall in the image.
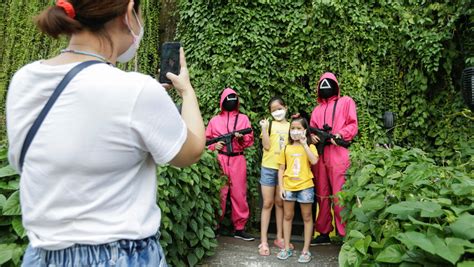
[176,0,473,162]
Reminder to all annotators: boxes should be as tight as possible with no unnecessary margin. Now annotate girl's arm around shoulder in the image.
[278,164,286,200]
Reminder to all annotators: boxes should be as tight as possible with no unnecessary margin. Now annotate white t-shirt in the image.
[6,61,187,250]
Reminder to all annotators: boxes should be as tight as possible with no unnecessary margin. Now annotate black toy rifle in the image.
[309,127,351,155]
[206,128,253,153]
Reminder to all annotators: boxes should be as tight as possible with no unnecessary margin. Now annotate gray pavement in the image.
[199,235,340,267]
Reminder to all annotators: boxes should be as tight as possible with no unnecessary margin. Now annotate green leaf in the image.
[457,261,474,267]
[204,226,215,238]
[0,244,14,265]
[348,230,365,239]
[385,201,418,219]
[0,194,6,210]
[429,235,463,265]
[407,216,442,230]
[195,247,205,259]
[3,191,21,216]
[361,195,386,212]
[0,165,17,178]
[187,253,198,266]
[450,213,474,240]
[396,232,435,254]
[12,216,26,238]
[375,244,404,263]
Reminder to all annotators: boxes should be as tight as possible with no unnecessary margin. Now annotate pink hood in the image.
[219,88,239,113]
[317,72,340,104]
[205,88,254,153]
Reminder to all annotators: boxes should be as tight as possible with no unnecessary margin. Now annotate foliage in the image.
[0,0,161,139]
[176,0,473,163]
[339,146,474,266]
[156,151,225,267]
[0,147,24,267]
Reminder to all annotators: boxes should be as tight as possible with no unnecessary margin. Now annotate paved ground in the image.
[198,235,340,267]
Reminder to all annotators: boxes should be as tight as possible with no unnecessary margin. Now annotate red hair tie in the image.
[56,0,76,19]
[291,113,301,119]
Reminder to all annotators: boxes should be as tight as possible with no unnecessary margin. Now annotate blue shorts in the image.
[284,187,315,203]
[260,166,278,186]
[21,235,167,267]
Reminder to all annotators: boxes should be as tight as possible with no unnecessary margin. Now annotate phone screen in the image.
[159,42,181,84]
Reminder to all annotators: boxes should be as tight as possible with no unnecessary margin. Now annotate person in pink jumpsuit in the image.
[206,88,255,241]
[309,72,358,245]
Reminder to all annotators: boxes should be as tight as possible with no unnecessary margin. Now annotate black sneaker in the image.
[310,234,331,246]
[234,230,255,241]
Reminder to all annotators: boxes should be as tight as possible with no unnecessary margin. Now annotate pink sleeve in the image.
[238,116,254,148]
[205,118,217,151]
[338,98,358,141]
[309,108,319,129]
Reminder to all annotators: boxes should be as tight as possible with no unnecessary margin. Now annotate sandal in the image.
[298,251,312,263]
[258,242,270,256]
[276,248,293,260]
[273,239,294,250]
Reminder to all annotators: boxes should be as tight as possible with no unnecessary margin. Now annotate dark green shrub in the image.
[339,146,474,266]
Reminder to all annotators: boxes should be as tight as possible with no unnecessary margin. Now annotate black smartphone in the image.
[159,42,181,84]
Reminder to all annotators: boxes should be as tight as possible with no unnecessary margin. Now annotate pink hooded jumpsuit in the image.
[310,72,358,236]
[205,88,254,231]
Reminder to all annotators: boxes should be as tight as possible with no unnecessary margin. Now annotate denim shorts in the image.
[260,166,278,186]
[284,187,315,203]
[21,235,167,267]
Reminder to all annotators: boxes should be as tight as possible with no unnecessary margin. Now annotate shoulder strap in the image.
[233,113,239,131]
[268,120,273,135]
[331,99,339,131]
[19,60,104,171]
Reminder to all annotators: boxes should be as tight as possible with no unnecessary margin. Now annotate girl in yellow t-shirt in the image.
[276,115,318,264]
[258,96,291,256]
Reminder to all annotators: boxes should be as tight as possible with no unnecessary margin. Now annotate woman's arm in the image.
[167,48,205,167]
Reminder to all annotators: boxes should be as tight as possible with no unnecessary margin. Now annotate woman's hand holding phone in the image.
[165,47,192,97]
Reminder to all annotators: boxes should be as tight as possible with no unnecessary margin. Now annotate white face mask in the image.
[117,9,144,63]
[290,130,304,141]
[271,109,286,121]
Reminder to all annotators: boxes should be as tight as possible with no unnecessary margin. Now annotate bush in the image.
[339,146,474,266]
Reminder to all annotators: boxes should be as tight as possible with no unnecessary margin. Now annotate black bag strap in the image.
[19,60,104,171]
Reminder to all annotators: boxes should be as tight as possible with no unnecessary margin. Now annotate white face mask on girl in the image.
[271,109,286,121]
[290,130,304,141]
[117,9,144,63]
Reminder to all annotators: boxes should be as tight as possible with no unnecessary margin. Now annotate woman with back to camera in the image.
[6,0,205,266]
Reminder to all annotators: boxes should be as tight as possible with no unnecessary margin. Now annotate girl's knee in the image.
[302,213,313,223]
[262,200,274,210]
[274,198,283,208]
[283,212,294,221]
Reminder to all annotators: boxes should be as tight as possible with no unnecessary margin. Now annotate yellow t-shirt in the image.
[261,120,290,169]
[278,144,318,191]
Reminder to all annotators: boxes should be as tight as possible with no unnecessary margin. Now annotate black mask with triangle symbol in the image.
[318,78,338,99]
